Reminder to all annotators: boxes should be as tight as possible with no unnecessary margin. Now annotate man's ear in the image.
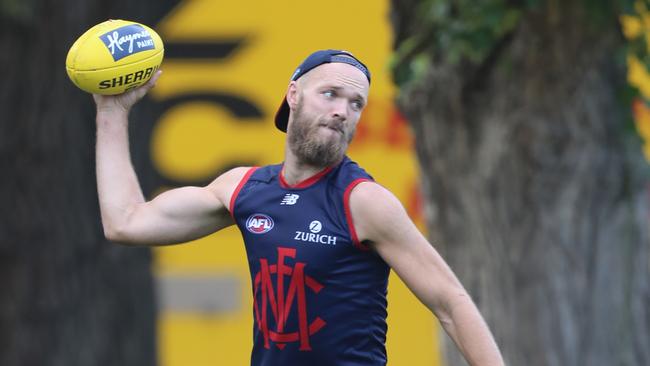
[286,81,299,110]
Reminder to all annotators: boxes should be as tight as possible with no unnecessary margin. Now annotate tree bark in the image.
[0,1,176,365]
[392,1,650,365]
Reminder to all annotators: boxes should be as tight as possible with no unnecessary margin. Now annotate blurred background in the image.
[2,0,650,365]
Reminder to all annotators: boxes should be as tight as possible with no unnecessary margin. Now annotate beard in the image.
[287,99,355,168]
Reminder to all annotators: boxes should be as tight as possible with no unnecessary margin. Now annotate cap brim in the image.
[274,96,290,132]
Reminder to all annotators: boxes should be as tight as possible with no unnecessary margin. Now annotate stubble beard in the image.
[287,100,355,168]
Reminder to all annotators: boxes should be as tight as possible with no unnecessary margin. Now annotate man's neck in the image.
[282,146,340,186]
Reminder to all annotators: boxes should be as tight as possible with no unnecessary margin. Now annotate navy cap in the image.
[274,49,371,132]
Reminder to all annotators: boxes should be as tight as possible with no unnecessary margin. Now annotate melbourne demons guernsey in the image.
[230,156,390,366]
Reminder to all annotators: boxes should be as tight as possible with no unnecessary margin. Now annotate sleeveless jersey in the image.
[230,156,390,366]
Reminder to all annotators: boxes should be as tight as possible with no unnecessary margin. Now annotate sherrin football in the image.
[66,19,164,95]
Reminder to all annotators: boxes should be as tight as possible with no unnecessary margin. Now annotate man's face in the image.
[286,62,369,167]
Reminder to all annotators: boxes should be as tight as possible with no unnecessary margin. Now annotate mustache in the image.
[318,118,344,134]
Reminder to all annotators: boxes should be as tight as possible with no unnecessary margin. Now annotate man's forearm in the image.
[440,294,504,366]
[95,110,145,237]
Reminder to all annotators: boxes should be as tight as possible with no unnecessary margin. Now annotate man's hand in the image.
[93,70,162,115]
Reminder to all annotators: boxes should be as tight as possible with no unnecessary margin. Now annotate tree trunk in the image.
[391,1,650,365]
[0,1,175,365]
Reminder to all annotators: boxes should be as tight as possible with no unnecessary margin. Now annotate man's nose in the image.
[330,99,348,121]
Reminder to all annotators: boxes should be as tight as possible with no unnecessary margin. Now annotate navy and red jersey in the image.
[230,156,390,366]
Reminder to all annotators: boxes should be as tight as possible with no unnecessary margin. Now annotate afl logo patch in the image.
[246,213,274,234]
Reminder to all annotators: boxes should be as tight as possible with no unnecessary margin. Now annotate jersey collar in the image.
[279,165,334,189]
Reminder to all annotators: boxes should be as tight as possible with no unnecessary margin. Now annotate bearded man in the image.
[93,49,504,366]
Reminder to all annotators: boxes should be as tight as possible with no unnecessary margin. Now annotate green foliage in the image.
[625,1,650,69]
[391,0,524,88]
[622,1,650,149]
[390,0,650,163]
[391,0,637,89]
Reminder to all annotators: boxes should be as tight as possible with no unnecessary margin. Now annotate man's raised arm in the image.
[94,71,245,246]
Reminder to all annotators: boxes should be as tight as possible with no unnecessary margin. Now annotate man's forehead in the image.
[303,63,369,90]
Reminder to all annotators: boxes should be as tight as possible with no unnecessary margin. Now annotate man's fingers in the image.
[92,70,163,113]
[151,69,162,85]
[130,70,162,102]
[144,70,163,91]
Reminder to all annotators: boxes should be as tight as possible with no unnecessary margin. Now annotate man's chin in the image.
[300,147,345,167]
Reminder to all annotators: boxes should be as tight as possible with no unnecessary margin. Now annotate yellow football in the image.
[66,19,164,95]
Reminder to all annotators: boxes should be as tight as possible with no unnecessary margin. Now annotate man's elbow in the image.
[432,286,474,322]
[103,223,138,245]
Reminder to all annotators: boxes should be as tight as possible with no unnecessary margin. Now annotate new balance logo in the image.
[280,194,299,205]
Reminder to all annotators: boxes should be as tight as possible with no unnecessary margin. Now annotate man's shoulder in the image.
[207,165,280,212]
[206,166,252,196]
[348,180,407,243]
[330,156,374,189]
[250,164,282,183]
[222,163,285,188]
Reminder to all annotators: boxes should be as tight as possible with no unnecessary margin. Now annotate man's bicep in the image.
[116,185,232,245]
[147,185,230,227]
[113,167,250,246]
[144,168,249,235]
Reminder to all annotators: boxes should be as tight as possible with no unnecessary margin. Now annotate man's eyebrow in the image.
[350,90,367,105]
[320,85,367,104]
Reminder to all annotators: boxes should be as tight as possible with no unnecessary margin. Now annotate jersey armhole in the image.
[228,167,259,218]
[343,178,373,251]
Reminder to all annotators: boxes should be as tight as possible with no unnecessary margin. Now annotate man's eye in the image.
[323,90,335,98]
[352,101,363,110]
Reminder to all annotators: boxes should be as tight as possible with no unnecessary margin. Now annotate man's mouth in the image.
[319,123,343,134]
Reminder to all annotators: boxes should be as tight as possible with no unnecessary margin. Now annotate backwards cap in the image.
[274,49,371,132]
